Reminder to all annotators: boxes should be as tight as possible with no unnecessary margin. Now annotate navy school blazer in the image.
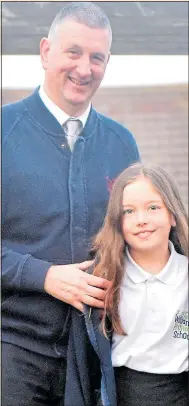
[64,264,117,406]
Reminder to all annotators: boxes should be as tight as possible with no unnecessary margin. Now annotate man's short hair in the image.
[48,1,112,43]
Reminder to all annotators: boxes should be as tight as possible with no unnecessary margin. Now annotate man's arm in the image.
[2,244,51,292]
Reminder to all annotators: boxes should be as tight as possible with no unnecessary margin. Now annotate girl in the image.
[65,162,188,406]
[92,162,188,406]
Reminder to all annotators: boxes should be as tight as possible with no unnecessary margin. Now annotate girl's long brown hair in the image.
[92,163,188,337]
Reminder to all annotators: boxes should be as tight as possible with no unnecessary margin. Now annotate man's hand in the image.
[44,261,111,312]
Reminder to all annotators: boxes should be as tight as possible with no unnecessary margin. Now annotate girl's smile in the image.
[134,230,155,239]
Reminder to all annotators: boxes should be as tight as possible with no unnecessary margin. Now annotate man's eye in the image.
[92,55,104,62]
[123,209,133,215]
[68,50,78,55]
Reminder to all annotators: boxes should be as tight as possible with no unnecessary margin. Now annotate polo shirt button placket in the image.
[146,278,160,316]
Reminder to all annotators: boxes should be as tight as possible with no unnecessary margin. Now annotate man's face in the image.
[40,19,111,115]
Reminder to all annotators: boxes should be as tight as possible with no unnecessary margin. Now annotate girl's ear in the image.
[171,214,176,227]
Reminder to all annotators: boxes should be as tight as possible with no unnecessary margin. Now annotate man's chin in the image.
[64,88,91,104]
[68,99,84,106]
[65,97,90,111]
[61,96,90,116]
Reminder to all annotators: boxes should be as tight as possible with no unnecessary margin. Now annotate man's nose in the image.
[75,58,91,77]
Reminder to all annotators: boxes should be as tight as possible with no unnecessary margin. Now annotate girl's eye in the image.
[123,209,133,215]
[149,205,160,211]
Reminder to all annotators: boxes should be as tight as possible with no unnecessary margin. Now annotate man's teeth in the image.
[70,77,88,85]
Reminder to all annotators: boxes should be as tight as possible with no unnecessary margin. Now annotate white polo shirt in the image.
[112,241,189,374]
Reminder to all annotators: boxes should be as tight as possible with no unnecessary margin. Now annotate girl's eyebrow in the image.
[122,199,162,207]
[145,199,162,204]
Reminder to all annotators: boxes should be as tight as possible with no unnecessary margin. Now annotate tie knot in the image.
[63,118,82,151]
[64,118,82,137]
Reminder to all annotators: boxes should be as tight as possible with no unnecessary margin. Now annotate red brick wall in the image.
[2,84,188,207]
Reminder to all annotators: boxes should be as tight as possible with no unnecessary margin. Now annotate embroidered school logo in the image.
[173,310,189,340]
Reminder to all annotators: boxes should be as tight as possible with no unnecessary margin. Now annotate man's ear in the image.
[107,51,111,65]
[40,37,50,70]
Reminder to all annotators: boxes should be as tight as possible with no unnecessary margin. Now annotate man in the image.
[2,2,140,405]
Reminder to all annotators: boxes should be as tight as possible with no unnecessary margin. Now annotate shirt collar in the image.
[125,241,179,285]
[39,85,91,128]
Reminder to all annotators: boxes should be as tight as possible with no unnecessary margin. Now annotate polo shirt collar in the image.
[39,85,91,129]
[125,241,178,285]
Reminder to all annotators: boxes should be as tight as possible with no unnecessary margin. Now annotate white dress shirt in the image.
[112,241,188,374]
[38,86,91,128]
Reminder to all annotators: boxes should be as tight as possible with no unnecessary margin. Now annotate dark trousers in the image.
[114,366,188,406]
[2,342,67,406]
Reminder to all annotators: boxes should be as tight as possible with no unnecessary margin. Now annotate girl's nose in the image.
[136,211,149,225]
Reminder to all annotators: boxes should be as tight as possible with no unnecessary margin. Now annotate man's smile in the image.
[68,76,90,86]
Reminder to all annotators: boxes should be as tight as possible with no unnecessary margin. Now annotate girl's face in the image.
[122,176,176,255]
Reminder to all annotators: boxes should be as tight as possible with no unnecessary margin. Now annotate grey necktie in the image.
[63,118,82,151]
